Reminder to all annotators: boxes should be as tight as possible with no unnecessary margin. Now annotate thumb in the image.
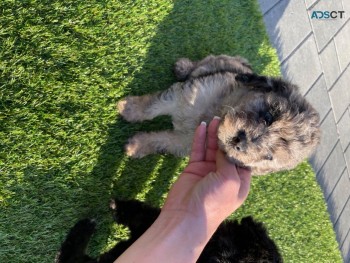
[216,151,252,201]
[236,166,252,200]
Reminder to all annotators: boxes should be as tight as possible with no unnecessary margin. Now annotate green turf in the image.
[0,0,342,262]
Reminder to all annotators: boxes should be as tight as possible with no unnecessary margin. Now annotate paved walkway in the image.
[258,0,350,262]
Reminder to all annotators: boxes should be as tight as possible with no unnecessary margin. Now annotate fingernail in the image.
[200,121,207,126]
[213,116,221,120]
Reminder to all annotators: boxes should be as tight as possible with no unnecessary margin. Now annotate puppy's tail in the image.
[55,218,97,263]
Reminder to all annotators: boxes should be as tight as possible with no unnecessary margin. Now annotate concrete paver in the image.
[259,0,280,14]
[329,66,350,122]
[281,34,322,94]
[327,169,350,223]
[310,111,338,171]
[342,229,350,262]
[334,20,350,71]
[305,75,332,122]
[335,194,350,246]
[308,0,346,51]
[338,110,350,150]
[319,40,341,87]
[262,0,311,60]
[317,142,346,199]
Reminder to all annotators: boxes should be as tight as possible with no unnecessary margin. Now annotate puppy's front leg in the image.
[125,131,191,158]
[117,84,180,122]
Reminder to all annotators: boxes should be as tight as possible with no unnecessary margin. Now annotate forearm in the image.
[114,212,218,263]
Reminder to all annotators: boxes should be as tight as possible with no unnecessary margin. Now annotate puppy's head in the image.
[217,73,320,175]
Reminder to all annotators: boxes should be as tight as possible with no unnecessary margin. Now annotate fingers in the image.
[205,117,221,161]
[189,117,221,163]
[189,122,207,162]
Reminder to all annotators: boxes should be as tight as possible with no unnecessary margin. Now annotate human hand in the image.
[115,117,252,263]
[161,117,252,230]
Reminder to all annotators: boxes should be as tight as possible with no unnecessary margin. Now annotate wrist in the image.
[150,212,216,262]
[115,211,218,263]
[158,207,222,235]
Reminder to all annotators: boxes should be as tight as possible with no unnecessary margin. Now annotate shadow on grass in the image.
[85,0,275,254]
[2,1,343,262]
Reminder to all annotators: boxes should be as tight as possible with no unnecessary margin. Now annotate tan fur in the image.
[118,55,320,175]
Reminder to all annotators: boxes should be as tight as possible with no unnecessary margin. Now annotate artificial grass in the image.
[0,0,342,262]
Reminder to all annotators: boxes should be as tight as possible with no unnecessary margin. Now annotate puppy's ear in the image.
[235,73,272,92]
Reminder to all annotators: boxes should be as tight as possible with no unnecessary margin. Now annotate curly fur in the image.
[117,55,320,175]
[56,199,283,263]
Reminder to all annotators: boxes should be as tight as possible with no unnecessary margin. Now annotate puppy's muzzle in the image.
[229,130,247,152]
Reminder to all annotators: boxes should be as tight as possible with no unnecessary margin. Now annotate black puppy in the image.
[56,199,283,263]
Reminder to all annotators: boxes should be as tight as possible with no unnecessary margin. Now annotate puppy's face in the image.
[217,74,320,174]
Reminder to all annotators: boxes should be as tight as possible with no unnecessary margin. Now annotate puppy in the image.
[56,199,283,263]
[118,55,320,175]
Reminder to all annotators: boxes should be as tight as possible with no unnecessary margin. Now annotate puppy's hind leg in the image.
[125,130,191,158]
[117,84,180,122]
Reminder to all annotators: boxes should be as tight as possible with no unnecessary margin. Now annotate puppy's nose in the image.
[230,131,247,152]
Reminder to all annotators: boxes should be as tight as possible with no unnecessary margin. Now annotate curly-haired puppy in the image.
[118,55,320,175]
[56,199,283,263]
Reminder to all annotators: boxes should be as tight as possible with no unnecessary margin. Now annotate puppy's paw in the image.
[125,133,151,158]
[174,58,195,81]
[117,96,147,122]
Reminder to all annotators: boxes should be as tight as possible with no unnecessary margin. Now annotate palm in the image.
[163,118,251,224]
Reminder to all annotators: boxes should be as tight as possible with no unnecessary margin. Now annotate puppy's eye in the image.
[263,112,273,126]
